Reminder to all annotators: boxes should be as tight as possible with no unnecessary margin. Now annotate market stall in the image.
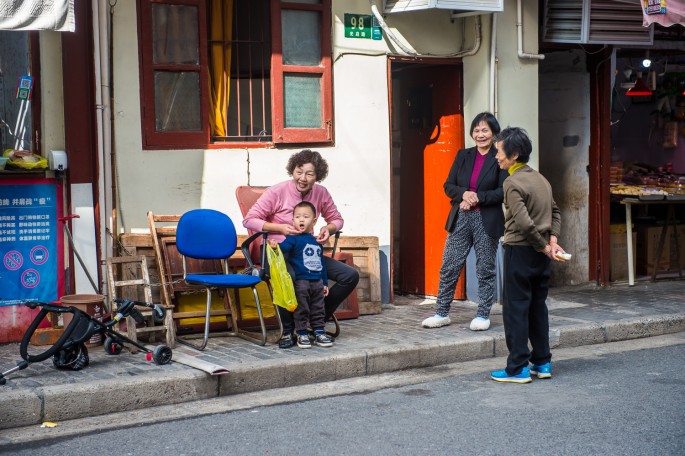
[610,52,685,283]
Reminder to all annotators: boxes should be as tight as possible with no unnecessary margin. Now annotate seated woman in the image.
[243,149,360,348]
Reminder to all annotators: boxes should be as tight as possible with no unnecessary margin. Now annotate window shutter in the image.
[138,0,210,149]
[543,0,653,45]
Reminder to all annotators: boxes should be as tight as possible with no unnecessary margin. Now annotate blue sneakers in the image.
[490,367,532,384]
[529,362,552,379]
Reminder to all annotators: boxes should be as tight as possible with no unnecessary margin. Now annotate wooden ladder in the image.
[106,255,176,349]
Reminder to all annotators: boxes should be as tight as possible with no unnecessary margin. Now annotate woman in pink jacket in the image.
[243,150,359,348]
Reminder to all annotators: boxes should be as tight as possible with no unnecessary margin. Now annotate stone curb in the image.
[1,313,684,431]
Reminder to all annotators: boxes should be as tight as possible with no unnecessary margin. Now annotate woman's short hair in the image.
[495,127,532,163]
[286,149,329,182]
[469,112,501,137]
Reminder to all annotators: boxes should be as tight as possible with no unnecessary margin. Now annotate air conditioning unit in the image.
[543,0,653,45]
[383,0,504,14]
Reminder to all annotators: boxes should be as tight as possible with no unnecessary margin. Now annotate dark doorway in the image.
[390,59,466,299]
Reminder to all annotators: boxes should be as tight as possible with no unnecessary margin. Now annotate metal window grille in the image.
[212,0,272,143]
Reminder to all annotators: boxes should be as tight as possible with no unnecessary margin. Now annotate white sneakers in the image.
[421,315,451,328]
[469,317,491,331]
[422,314,491,330]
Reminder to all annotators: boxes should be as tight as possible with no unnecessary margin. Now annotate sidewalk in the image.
[1,280,684,431]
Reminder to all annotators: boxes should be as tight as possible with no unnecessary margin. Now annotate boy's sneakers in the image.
[314,333,334,347]
[490,367,532,384]
[422,314,451,328]
[529,362,552,379]
[296,333,312,349]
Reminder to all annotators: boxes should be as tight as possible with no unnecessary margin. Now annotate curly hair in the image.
[286,149,329,182]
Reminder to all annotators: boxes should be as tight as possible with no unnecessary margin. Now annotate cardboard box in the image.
[610,231,636,281]
[636,225,685,276]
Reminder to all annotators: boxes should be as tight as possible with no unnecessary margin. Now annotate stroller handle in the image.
[25,301,75,313]
[112,298,166,324]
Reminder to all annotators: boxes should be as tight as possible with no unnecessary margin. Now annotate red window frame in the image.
[138,0,210,149]
[138,0,333,150]
[271,0,334,144]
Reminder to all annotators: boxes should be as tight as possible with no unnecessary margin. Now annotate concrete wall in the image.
[39,31,65,156]
[108,1,541,301]
[540,50,591,286]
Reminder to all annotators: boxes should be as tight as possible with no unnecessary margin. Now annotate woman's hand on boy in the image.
[317,226,330,243]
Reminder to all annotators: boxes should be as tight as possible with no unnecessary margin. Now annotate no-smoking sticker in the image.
[4,251,23,270]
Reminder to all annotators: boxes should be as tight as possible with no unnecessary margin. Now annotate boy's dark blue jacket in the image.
[279,233,328,286]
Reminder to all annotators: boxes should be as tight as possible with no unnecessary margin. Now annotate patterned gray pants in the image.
[435,209,498,319]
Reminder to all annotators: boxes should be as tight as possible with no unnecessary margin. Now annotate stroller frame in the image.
[0,298,172,386]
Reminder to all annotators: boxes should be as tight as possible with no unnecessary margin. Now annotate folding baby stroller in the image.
[0,298,172,385]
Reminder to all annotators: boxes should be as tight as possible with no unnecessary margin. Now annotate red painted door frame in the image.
[588,49,612,284]
[61,0,101,292]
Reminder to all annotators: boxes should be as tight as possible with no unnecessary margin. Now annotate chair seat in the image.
[185,273,261,288]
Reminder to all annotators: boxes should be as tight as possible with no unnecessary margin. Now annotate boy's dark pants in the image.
[293,279,326,333]
[502,244,552,375]
[278,256,359,334]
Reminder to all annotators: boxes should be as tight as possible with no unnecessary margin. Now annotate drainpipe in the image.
[517,0,544,60]
[92,0,113,294]
[489,13,497,115]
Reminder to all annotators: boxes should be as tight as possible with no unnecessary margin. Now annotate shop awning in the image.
[642,0,685,27]
[0,0,74,32]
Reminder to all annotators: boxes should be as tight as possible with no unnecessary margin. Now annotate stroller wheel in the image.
[52,344,90,371]
[104,337,123,355]
[152,345,172,365]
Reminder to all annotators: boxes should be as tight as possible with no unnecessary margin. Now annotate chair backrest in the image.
[236,186,269,264]
[177,209,237,260]
[236,186,269,223]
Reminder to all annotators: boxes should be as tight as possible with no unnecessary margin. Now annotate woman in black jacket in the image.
[422,112,507,331]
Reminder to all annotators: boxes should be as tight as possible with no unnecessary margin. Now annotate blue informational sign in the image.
[0,179,64,306]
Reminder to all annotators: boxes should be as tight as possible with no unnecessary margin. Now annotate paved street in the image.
[1,280,684,435]
[2,334,684,455]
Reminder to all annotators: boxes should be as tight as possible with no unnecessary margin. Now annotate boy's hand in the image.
[323,285,329,297]
[267,239,278,249]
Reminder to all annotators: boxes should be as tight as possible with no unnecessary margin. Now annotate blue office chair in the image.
[175,208,281,349]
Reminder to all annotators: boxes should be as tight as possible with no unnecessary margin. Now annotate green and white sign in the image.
[344,13,382,40]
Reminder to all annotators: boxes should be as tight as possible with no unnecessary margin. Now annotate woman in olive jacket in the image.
[422,112,507,331]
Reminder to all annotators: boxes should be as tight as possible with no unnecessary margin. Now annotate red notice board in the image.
[0,178,65,343]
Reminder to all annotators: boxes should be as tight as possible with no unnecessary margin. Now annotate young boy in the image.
[269,201,335,349]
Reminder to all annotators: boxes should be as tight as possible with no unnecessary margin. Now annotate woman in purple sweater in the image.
[243,149,359,348]
[421,112,507,332]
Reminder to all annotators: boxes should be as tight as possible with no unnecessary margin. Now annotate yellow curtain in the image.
[208,0,233,137]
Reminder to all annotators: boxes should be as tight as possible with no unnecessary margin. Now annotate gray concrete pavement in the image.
[1,280,684,432]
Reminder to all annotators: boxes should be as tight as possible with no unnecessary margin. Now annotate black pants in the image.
[502,244,552,375]
[279,256,360,334]
[293,279,325,333]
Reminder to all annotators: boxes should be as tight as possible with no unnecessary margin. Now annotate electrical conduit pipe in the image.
[517,0,544,60]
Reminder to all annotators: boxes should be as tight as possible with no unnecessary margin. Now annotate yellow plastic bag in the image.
[266,244,298,312]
